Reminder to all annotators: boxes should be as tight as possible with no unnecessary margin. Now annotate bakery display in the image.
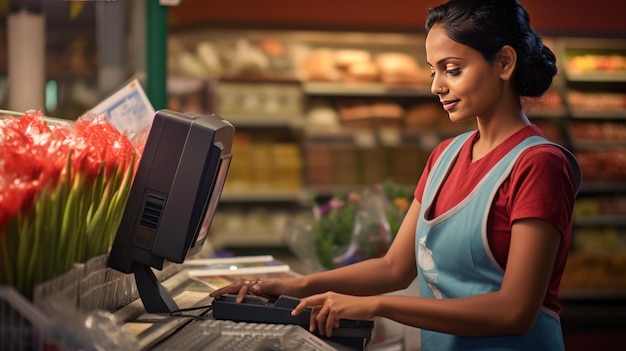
[303,48,342,81]
[566,53,626,74]
[375,52,431,85]
[568,90,626,112]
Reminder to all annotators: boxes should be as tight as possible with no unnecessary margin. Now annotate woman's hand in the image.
[209,277,294,302]
[291,292,376,336]
[208,278,263,302]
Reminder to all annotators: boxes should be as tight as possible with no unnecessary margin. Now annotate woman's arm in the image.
[294,217,562,337]
[211,199,421,301]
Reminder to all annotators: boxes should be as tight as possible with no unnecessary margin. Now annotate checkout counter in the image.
[14,254,375,351]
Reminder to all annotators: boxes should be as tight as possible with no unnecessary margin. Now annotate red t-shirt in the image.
[414,125,578,314]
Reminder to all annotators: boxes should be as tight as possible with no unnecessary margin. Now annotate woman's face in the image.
[426,24,506,123]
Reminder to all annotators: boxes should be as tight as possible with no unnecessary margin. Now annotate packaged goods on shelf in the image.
[561,228,626,292]
[304,143,334,187]
[361,148,389,185]
[567,90,626,112]
[389,144,428,186]
[570,121,626,142]
[331,144,362,185]
[566,53,626,74]
[575,150,626,181]
[224,133,303,192]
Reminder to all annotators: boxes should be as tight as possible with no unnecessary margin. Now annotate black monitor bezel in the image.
[107,110,234,313]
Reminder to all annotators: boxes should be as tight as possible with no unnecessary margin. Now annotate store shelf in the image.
[226,114,305,128]
[574,216,626,227]
[570,110,626,119]
[221,189,311,203]
[565,71,626,83]
[571,140,626,150]
[210,232,287,248]
[561,40,626,253]
[578,181,626,194]
[302,81,433,97]
[560,289,626,301]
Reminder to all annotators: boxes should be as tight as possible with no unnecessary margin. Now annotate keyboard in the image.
[212,294,374,350]
[151,318,338,351]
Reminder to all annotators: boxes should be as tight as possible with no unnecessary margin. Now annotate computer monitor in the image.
[107,109,235,313]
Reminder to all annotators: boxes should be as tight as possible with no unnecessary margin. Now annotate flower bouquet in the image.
[286,180,412,272]
[0,110,142,298]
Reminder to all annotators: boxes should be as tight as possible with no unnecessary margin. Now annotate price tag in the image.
[89,78,155,137]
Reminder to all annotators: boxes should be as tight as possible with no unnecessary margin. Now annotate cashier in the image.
[211,0,582,350]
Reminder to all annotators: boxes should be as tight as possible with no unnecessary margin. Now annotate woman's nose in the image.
[431,76,445,96]
[431,82,446,96]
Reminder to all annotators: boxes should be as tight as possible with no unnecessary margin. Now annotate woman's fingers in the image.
[292,293,341,336]
[209,279,260,301]
[235,283,250,302]
[326,310,340,336]
[317,307,339,336]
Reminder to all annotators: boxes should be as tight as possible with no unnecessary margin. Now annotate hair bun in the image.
[516,33,557,97]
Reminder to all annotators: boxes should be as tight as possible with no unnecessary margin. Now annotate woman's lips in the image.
[441,100,459,111]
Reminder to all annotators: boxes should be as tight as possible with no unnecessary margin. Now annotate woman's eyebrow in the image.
[426,56,463,67]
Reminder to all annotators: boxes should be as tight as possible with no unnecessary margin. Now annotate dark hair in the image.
[425,0,556,97]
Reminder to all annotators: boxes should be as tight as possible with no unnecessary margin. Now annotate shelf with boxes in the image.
[301,86,475,193]
[167,28,450,196]
[559,37,626,194]
[209,120,311,248]
[560,38,626,120]
[557,37,626,295]
[565,126,626,293]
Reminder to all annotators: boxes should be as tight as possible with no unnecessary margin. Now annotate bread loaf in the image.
[375,52,428,85]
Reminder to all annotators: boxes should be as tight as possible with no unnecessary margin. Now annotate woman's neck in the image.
[472,109,530,161]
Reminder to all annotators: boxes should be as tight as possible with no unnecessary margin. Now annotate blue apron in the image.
[415,131,580,351]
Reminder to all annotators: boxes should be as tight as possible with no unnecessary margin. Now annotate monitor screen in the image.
[107,109,235,313]
[196,156,231,246]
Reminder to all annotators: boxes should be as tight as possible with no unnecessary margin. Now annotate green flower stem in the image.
[86,166,106,228]
[69,172,88,267]
[105,155,135,251]
[26,187,46,294]
[2,219,20,288]
[46,186,61,280]
[60,177,79,270]
[84,165,107,259]
[86,174,113,259]
[101,164,121,255]
[15,212,32,295]
[57,150,73,256]
[0,230,14,286]
[2,149,137,298]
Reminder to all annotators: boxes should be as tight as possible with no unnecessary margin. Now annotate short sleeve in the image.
[508,144,578,236]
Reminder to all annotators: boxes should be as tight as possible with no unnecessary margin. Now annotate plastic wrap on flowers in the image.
[0,110,142,299]
[307,181,412,270]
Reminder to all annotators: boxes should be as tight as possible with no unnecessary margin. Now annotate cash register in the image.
[106,110,374,350]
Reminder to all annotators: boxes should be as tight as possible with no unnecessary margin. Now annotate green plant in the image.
[311,179,412,270]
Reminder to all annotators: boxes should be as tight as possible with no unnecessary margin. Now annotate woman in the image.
[211,0,582,349]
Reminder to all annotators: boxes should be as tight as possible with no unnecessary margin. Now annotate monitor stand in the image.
[134,264,179,313]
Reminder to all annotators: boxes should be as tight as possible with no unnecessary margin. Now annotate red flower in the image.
[0,111,139,233]
[1,109,143,298]
[0,111,55,231]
